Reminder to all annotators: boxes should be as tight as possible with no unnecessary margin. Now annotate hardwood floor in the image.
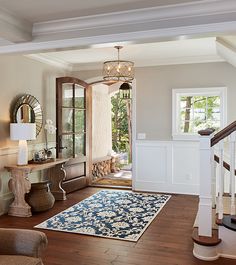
[0,187,235,265]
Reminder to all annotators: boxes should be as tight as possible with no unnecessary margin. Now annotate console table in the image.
[5,158,68,217]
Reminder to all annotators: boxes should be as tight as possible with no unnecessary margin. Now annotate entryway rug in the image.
[35,190,171,241]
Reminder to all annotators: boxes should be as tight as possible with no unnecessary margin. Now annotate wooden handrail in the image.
[211,121,236,146]
[214,155,236,175]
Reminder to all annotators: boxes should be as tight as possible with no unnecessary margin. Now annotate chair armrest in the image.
[0,228,48,257]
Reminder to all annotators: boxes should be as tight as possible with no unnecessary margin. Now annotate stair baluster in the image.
[211,151,217,208]
[218,141,224,220]
[230,132,236,215]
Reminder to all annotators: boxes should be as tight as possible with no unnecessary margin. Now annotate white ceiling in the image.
[0,0,196,22]
[29,37,225,70]
[0,0,235,68]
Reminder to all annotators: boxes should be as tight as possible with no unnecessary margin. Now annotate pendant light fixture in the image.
[103,46,134,82]
[119,82,132,99]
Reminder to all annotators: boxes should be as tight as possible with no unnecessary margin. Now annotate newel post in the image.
[198,129,215,237]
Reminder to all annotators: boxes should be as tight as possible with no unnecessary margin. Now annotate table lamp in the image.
[10,123,36,165]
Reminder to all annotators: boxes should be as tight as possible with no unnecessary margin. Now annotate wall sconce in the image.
[10,123,36,165]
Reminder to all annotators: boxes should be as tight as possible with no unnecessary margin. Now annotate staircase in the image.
[192,122,236,261]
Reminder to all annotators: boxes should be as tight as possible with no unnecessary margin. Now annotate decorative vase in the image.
[26,181,55,212]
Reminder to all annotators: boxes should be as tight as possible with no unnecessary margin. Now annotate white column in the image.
[199,134,213,237]
[230,132,236,215]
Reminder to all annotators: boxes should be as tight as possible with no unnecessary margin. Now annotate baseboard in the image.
[219,253,236,259]
[134,180,199,195]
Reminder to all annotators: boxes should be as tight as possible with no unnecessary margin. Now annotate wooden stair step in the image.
[192,227,221,246]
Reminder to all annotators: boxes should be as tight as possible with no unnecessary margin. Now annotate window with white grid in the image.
[172,87,227,140]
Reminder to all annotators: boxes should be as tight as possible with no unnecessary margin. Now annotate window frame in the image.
[172,87,227,140]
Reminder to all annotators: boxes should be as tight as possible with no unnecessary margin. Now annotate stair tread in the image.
[192,227,221,246]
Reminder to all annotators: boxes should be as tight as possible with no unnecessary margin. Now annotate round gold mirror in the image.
[11,94,43,137]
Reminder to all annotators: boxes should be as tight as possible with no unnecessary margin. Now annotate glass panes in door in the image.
[62,83,73,107]
[75,84,85,108]
[56,78,87,159]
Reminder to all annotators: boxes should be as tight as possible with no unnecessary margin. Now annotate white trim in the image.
[172,87,227,141]
[0,0,235,53]
[32,1,236,37]
[216,37,236,68]
[0,21,236,55]
[131,79,137,191]
[134,140,200,195]
[32,1,236,35]
[68,54,223,72]
[26,54,73,70]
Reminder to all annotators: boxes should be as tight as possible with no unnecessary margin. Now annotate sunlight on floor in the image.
[113,170,132,179]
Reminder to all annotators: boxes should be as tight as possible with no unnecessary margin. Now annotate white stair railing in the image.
[198,122,236,237]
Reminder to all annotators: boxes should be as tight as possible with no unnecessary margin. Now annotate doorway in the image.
[56,77,92,193]
[90,82,132,188]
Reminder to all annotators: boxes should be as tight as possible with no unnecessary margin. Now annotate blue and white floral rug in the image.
[35,190,171,241]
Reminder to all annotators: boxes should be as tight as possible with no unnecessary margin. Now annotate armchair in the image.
[0,228,48,265]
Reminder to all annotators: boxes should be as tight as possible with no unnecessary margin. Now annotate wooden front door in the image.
[56,77,92,193]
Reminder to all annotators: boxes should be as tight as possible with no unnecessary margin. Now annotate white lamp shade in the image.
[10,123,36,140]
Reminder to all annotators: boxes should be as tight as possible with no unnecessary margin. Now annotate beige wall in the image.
[0,54,66,214]
[75,62,236,141]
[0,54,67,147]
[135,62,236,140]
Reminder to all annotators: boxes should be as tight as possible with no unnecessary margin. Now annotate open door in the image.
[56,77,92,193]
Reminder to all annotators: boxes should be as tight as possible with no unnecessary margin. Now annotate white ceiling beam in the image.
[0,0,236,53]
[216,37,236,68]
[32,0,236,38]
[0,7,32,43]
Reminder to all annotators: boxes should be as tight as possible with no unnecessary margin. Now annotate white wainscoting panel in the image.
[134,140,199,195]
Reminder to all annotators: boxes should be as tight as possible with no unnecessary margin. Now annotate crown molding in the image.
[137,55,224,67]
[0,7,32,42]
[216,37,236,68]
[26,53,73,70]
[1,21,236,55]
[0,1,236,54]
[70,55,224,72]
[32,0,236,37]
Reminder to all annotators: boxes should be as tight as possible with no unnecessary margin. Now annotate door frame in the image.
[86,76,137,190]
[56,76,92,185]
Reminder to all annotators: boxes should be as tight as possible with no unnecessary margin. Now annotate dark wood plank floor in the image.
[0,187,235,265]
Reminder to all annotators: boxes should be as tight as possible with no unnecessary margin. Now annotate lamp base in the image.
[17,140,28,166]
